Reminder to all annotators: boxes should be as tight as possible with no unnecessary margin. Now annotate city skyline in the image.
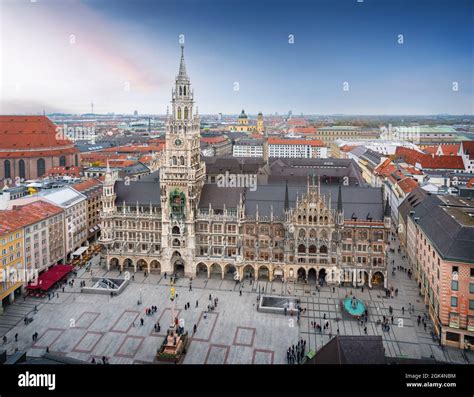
[1,0,473,115]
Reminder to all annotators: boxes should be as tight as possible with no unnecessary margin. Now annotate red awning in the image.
[27,264,74,291]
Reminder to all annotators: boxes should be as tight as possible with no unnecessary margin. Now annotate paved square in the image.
[75,312,100,329]
[32,328,65,349]
[252,349,274,364]
[205,344,229,364]
[73,331,103,353]
[233,326,255,347]
[115,335,145,358]
[0,235,473,365]
[110,310,140,333]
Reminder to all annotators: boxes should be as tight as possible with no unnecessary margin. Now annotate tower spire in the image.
[178,45,188,80]
[284,180,290,212]
[337,184,343,213]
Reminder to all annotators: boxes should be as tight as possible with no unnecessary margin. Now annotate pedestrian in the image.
[239,290,242,296]
[209,294,212,301]
[402,307,405,315]
[15,333,18,342]
[364,326,367,334]
[193,324,197,334]
[196,300,198,308]
[2,335,6,345]
[140,318,144,326]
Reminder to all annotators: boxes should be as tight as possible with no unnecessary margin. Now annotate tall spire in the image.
[384,197,391,217]
[337,184,343,212]
[178,45,188,80]
[284,180,290,212]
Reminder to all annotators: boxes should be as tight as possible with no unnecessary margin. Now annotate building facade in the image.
[406,194,474,350]
[0,116,79,185]
[99,46,390,288]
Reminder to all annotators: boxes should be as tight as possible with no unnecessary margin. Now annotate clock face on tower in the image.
[175,138,182,147]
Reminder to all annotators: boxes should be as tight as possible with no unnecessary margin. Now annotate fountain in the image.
[155,283,189,363]
[342,296,366,318]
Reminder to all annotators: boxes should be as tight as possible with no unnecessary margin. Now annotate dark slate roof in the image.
[198,184,244,209]
[306,336,385,365]
[398,186,428,224]
[409,194,474,263]
[244,182,384,219]
[115,170,161,206]
[349,146,368,158]
[267,158,365,185]
[361,149,383,167]
[204,156,265,174]
[121,162,150,176]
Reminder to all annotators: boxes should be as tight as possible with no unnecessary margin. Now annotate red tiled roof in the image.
[72,178,102,192]
[395,147,464,170]
[0,201,63,236]
[201,136,227,144]
[461,141,474,160]
[0,116,77,151]
[287,119,308,126]
[268,138,324,147]
[289,127,317,134]
[374,158,397,177]
[102,145,164,153]
[397,177,419,194]
[423,144,460,156]
[340,145,357,152]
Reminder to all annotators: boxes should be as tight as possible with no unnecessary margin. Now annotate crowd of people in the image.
[286,338,307,364]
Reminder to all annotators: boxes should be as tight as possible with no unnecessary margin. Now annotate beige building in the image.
[99,46,390,287]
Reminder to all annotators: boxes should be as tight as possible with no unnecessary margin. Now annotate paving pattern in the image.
[0,241,472,365]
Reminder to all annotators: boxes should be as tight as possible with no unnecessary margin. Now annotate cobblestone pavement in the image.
[1,241,472,364]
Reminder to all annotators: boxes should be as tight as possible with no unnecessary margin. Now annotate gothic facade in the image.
[99,47,390,288]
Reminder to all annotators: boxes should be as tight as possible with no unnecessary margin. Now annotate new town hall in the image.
[99,46,391,288]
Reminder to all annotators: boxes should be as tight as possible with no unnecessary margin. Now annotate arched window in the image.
[172,226,180,235]
[177,107,182,119]
[298,229,305,238]
[18,160,25,180]
[180,156,185,165]
[172,156,177,166]
[320,245,328,254]
[37,158,45,177]
[59,156,66,166]
[183,86,186,96]
[179,86,182,96]
[4,160,11,179]
[298,244,306,253]
[184,107,188,119]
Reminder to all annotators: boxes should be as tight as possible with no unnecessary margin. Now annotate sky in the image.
[0,0,473,115]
